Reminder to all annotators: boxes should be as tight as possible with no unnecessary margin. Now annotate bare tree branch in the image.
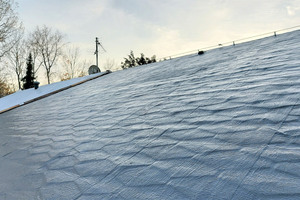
[0,0,22,58]
[5,30,26,90]
[30,25,64,84]
[61,45,80,80]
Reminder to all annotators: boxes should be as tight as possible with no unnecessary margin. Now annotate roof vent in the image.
[88,65,101,75]
[33,81,40,89]
[198,50,204,55]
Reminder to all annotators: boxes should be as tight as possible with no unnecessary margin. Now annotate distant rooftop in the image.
[1,30,300,200]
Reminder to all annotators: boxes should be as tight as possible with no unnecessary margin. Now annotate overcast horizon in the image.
[17,0,300,68]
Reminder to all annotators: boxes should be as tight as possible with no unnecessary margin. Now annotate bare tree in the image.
[0,76,12,97]
[5,32,26,90]
[61,45,80,80]
[59,46,94,81]
[0,0,22,58]
[103,59,118,71]
[30,25,64,84]
[60,58,91,81]
[0,66,14,97]
[77,59,91,77]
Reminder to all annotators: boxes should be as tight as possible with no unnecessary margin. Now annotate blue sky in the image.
[16,0,300,66]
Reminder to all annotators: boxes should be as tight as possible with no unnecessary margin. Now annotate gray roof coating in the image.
[1,30,300,200]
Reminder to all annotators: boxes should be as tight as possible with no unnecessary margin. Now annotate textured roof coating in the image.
[1,30,300,200]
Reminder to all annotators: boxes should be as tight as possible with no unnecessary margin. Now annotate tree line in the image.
[121,51,156,69]
[0,0,91,97]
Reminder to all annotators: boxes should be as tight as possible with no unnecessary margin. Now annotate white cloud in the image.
[16,0,300,68]
[286,6,300,16]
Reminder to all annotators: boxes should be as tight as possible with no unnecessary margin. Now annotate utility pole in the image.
[95,37,100,68]
[94,37,106,70]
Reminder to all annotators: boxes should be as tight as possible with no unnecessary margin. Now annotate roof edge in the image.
[0,71,111,114]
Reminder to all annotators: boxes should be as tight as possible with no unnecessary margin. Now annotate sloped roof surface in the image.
[1,30,300,199]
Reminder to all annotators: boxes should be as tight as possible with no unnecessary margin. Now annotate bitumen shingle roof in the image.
[1,30,300,200]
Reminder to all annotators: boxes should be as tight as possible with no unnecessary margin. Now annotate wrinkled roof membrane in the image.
[1,30,300,199]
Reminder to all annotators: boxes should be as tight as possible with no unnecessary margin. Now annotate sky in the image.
[16,0,300,69]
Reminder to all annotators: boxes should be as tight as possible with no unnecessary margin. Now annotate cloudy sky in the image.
[17,0,300,68]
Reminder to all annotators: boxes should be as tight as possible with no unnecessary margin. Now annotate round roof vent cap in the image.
[88,65,101,75]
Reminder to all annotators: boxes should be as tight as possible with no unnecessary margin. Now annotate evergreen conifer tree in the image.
[22,53,35,89]
[121,51,156,69]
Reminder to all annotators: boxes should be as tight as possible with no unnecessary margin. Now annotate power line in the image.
[158,25,300,61]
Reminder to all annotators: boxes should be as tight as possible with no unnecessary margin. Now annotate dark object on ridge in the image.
[88,65,101,75]
[198,50,204,55]
[33,81,40,89]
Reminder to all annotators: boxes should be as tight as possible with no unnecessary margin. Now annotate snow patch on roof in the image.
[0,72,106,113]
